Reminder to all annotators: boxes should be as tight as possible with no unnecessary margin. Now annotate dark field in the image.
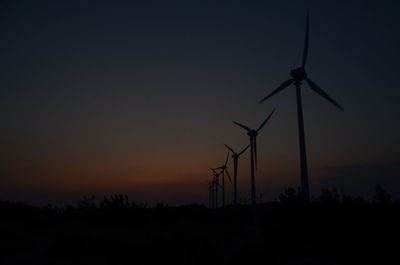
[1,190,398,265]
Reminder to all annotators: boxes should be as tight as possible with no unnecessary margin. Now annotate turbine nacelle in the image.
[232,153,239,159]
[247,129,258,137]
[290,66,307,81]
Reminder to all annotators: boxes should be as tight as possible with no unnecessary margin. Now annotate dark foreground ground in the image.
[0,191,398,265]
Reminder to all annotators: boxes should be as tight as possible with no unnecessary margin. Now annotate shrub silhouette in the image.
[319,188,341,205]
[78,195,97,210]
[374,184,392,204]
[99,194,132,210]
[278,187,306,204]
[340,192,364,205]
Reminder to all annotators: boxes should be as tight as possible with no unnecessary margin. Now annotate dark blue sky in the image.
[0,0,399,205]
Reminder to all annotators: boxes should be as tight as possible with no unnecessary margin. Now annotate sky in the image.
[0,0,399,206]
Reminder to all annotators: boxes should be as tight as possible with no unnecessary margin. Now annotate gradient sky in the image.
[0,0,399,205]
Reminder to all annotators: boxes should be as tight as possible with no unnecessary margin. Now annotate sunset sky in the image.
[0,0,399,205]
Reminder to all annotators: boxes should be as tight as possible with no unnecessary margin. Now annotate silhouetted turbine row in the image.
[208,13,343,216]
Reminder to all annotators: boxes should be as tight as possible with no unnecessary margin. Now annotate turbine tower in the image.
[224,143,249,212]
[259,13,343,202]
[233,108,275,216]
[213,152,231,208]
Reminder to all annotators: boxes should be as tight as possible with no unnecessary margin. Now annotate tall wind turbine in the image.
[224,144,250,211]
[213,152,231,208]
[259,13,343,202]
[233,108,275,216]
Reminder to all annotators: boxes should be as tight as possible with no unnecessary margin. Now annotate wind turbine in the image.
[213,152,232,208]
[210,168,221,208]
[209,180,217,209]
[224,143,250,212]
[233,108,275,216]
[208,181,214,209]
[259,13,343,202]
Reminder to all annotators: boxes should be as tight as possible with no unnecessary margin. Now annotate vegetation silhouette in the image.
[1,186,398,265]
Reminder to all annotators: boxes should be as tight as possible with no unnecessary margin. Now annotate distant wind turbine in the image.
[259,13,343,202]
[224,144,250,212]
[233,108,275,216]
[213,152,231,208]
[209,180,217,209]
[208,181,214,209]
[210,168,221,208]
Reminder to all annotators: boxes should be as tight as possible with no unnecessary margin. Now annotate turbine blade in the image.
[259,79,295,103]
[233,121,251,132]
[225,169,232,184]
[254,137,258,170]
[224,144,236,155]
[238,144,250,156]
[257,108,276,132]
[210,168,219,175]
[306,78,344,111]
[225,151,229,165]
[302,12,310,67]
